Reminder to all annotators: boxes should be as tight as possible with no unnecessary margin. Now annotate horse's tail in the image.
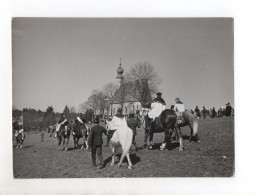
[192,117,198,136]
[119,128,133,160]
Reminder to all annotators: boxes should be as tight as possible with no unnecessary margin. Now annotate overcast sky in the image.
[12,18,233,113]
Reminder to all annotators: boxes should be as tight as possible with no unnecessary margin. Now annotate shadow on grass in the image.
[13,144,35,149]
[103,153,141,167]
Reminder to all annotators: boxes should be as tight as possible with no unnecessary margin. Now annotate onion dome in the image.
[116,58,124,79]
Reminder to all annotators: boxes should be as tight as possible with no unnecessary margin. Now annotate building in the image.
[110,60,151,117]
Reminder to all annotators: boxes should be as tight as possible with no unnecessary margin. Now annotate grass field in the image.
[13,117,234,178]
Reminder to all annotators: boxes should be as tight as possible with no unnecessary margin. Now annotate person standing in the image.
[127,113,140,147]
[202,106,207,119]
[212,107,217,118]
[88,117,107,169]
[195,106,201,118]
[225,102,232,117]
[40,130,44,142]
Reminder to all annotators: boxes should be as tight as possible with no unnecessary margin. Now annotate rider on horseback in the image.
[73,113,87,135]
[55,114,68,137]
[110,108,127,130]
[173,97,185,124]
[148,92,166,121]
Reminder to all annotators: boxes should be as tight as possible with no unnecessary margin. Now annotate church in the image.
[110,60,152,117]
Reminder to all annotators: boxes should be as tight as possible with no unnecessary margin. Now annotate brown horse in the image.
[71,123,90,149]
[142,109,181,150]
[56,124,71,151]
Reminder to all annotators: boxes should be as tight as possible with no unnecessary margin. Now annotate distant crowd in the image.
[192,102,234,119]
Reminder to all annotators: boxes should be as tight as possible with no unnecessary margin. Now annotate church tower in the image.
[116,58,124,87]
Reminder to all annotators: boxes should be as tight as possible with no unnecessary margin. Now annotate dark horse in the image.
[143,109,182,150]
[71,123,90,149]
[56,124,71,151]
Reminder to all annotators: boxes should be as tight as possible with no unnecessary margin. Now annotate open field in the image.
[13,117,234,178]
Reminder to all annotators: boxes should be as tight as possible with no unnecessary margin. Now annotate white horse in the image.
[106,119,134,169]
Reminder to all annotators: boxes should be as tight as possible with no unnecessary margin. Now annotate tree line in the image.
[12,105,94,131]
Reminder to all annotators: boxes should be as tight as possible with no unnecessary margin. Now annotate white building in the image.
[111,60,151,117]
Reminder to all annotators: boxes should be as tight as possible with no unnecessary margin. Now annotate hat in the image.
[175,97,180,102]
[156,92,162,96]
[94,117,99,124]
[117,108,122,114]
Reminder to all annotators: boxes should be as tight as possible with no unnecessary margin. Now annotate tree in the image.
[85,90,101,117]
[44,106,55,127]
[125,62,160,106]
[103,82,118,116]
[63,105,72,121]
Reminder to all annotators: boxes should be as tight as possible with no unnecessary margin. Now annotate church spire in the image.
[116,58,124,86]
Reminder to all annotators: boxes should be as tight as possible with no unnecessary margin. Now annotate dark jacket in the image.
[127,118,140,135]
[226,106,232,116]
[75,116,86,130]
[88,125,107,146]
[153,97,166,105]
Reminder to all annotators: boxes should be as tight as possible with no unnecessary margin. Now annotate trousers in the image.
[91,145,103,165]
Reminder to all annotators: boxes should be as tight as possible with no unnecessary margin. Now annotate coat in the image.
[127,118,140,135]
[88,124,107,146]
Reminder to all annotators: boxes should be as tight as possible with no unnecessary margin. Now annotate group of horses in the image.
[14,108,200,170]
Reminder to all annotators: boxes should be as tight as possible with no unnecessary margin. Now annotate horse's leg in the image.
[65,135,69,151]
[175,126,184,151]
[111,146,115,166]
[118,148,128,167]
[62,137,65,150]
[126,152,133,169]
[160,127,171,150]
[57,137,62,150]
[143,128,150,148]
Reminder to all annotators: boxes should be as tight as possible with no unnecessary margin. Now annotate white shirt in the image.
[174,103,185,113]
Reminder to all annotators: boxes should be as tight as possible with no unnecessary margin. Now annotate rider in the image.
[148,92,166,121]
[173,97,185,123]
[73,113,86,135]
[55,114,69,137]
[109,108,128,130]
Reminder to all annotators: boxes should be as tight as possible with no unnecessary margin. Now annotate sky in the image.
[12,18,234,113]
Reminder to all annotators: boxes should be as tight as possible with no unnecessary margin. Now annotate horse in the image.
[176,110,200,143]
[142,108,180,151]
[106,120,134,169]
[56,124,71,151]
[71,123,90,149]
[14,130,25,148]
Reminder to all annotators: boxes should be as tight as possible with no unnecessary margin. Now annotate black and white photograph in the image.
[1,0,260,194]
[12,18,234,178]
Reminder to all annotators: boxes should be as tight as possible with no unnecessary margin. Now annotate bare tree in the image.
[103,82,118,116]
[125,62,160,106]
[69,106,77,114]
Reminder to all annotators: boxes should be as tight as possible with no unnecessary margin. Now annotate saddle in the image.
[150,116,163,131]
[176,113,185,124]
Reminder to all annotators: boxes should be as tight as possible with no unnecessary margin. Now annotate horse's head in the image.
[105,119,111,130]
